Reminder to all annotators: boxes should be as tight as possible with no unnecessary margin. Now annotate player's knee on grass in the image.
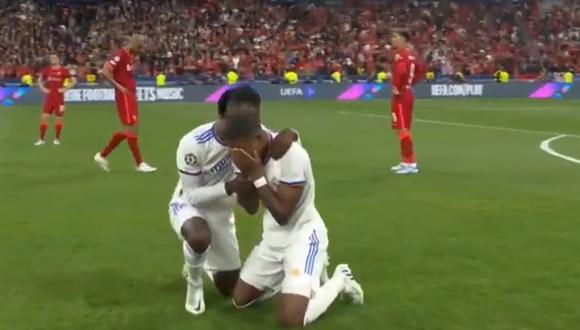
[213,269,239,297]
[232,280,263,308]
[278,294,309,328]
[181,217,211,254]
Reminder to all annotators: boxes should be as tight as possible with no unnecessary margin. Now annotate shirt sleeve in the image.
[109,51,123,68]
[176,136,202,176]
[176,136,228,206]
[278,143,309,186]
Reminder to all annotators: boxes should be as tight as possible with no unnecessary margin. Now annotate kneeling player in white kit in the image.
[168,87,297,315]
[224,88,364,328]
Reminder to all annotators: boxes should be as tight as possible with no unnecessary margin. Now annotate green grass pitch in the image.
[1,98,580,330]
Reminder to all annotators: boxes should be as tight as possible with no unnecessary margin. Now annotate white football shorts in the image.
[240,222,328,298]
[168,196,241,272]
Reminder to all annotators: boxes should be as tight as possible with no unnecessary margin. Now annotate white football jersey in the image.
[262,141,325,247]
[172,121,236,214]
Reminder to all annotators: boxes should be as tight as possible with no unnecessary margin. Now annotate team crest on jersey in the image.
[184,153,197,166]
[290,268,301,277]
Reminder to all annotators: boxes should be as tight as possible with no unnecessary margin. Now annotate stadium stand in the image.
[0,0,578,83]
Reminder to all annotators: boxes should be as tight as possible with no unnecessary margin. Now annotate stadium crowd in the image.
[0,0,578,82]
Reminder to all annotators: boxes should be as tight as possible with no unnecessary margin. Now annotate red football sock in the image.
[126,132,143,165]
[55,123,63,140]
[100,131,127,158]
[399,131,416,164]
[40,123,48,140]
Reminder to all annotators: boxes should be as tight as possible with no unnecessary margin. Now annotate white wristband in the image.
[253,176,268,188]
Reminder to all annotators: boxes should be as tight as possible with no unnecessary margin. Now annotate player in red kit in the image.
[94,35,156,173]
[35,54,76,146]
[390,31,421,174]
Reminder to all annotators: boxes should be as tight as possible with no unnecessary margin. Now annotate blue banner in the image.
[1,82,577,107]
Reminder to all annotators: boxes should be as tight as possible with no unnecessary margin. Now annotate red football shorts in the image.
[391,91,414,130]
[116,91,139,125]
[43,94,65,117]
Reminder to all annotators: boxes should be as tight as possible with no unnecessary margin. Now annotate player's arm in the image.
[271,128,300,160]
[37,75,49,94]
[176,139,229,207]
[255,182,303,225]
[231,175,260,215]
[232,129,299,215]
[102,60,128,94]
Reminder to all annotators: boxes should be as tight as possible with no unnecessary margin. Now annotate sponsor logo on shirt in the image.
[208,156,232,175]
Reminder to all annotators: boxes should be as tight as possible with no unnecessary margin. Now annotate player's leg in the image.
[53,105,64,145]
[300,264,363,327]
[396,93,417,174]
[391,94,417,174]
[181,216,212,315]
[94,96,128,171]
[212,270,239,296]
[278,227,363,328]
[233,242,283,308]
[203,215,242,296]
[389,98,403,169]
[121,95,156,172]
[169,200,211,315]
[277,228,331,327]
[233,279,267,308]
[35,104,51,145]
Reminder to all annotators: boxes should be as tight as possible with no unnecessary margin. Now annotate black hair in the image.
[223,113,261,140]
[226,85,261,113]
[398,31,412,42]
[217,89,231,117]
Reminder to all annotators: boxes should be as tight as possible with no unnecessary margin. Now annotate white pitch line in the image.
[539,135,580,165]
[338,111,580,138]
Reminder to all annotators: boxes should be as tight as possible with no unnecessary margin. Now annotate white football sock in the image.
[183,241,207,285]
[303,276,345,325]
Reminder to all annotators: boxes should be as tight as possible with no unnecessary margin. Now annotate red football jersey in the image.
[42,66,72,94]
[108,48,136,93]
[391,48,417,91]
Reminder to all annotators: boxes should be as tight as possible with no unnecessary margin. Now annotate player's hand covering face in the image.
[230,148,264,181]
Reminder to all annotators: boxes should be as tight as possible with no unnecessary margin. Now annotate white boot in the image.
[136,162,157,173]
[334,264,364,304]
[94,153,110,172]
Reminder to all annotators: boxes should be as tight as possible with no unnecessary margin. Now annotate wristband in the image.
[253,176,268,188]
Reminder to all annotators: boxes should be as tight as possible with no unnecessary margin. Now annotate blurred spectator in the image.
[227,70,239,85]
[1,0,579,82]
[331,70,341,83]
[156,71,167,86]
[376,71,389,83]
[284,70,299,84]
[564,70,574,83]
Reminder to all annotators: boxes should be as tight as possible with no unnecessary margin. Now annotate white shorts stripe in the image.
[304,230,319,275]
